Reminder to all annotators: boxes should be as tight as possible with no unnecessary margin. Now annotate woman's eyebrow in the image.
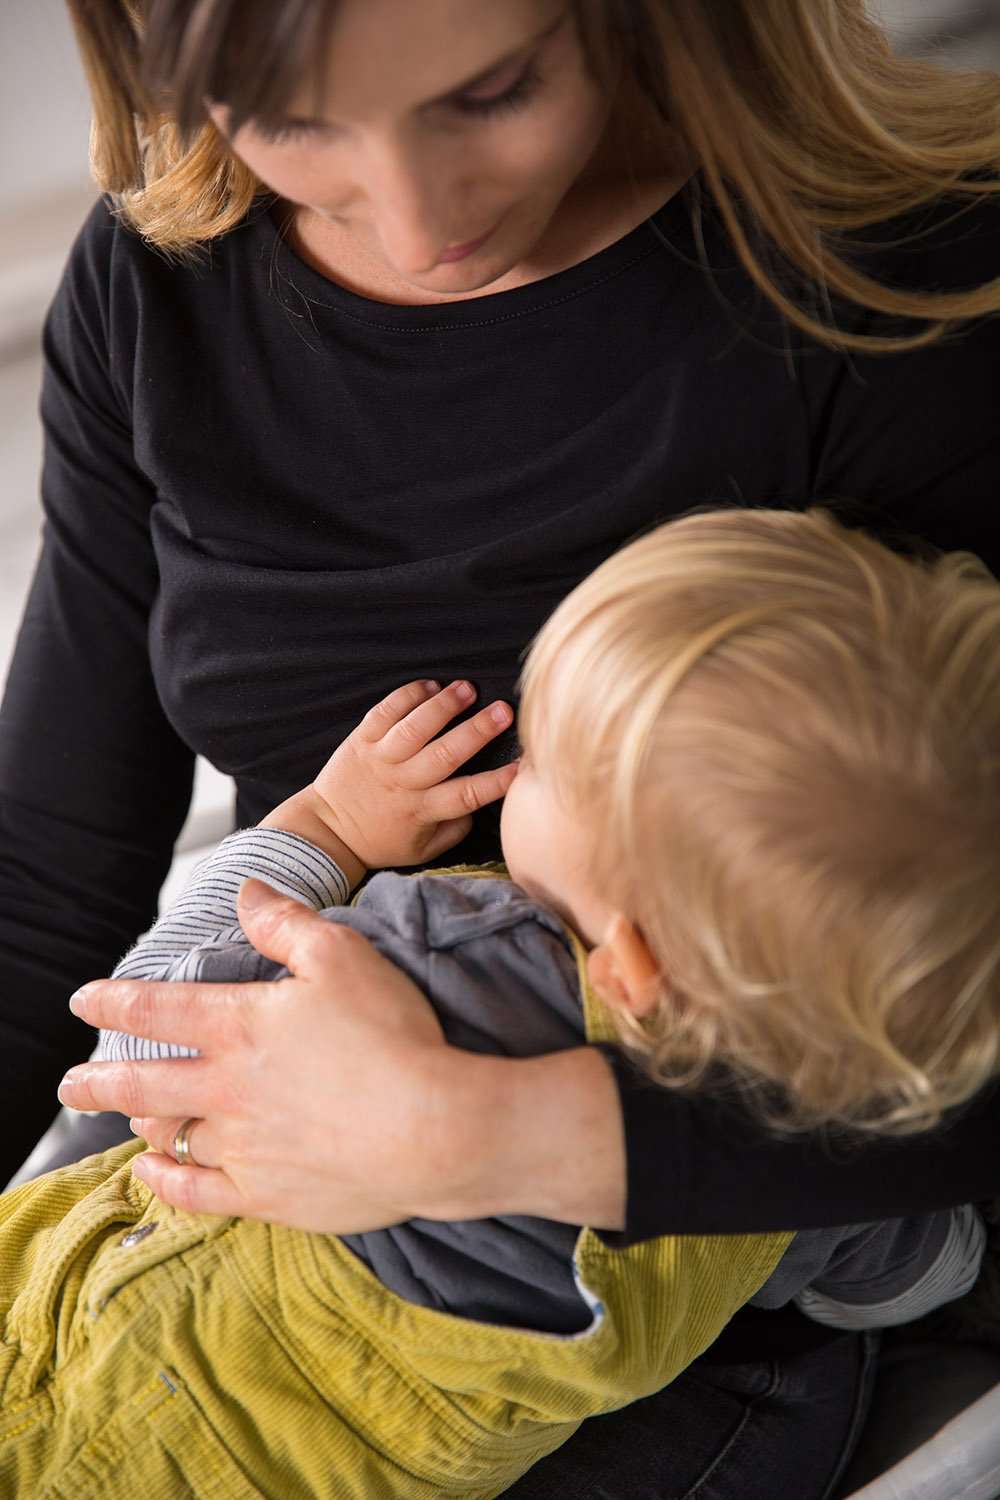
[275,9,568,130]
[434,9,567,100]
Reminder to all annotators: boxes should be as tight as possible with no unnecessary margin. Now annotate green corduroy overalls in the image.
[0,915,791,1498]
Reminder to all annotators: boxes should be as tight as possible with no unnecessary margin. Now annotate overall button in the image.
[119,1221,159,1249]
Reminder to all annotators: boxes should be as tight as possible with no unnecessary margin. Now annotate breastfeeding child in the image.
[1,508,995,1500]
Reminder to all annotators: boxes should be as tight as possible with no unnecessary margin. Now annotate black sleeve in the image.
[600,194,1000,1246]
[0,202,194,1182]
[597,1049,1000,1244]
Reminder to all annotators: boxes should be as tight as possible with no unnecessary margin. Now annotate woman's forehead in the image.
[276,0,570,124]
[188,0,570,133]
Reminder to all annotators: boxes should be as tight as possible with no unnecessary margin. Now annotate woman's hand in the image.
[261,678,518,884]
[61,880,457,1228]
[57,882,627,1231]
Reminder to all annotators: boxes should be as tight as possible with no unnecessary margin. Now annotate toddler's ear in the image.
[586,915,661,1018]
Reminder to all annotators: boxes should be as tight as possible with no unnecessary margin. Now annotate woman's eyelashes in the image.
[454,60,545,118]
[252,62,545,144]
[252,118,330,145]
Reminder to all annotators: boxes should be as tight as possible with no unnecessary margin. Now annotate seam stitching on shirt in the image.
[275,243,662,334]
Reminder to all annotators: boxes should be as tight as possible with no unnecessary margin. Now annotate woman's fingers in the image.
[68,975,255,1050]
[236,881,376,976]
[57,1057,214,1118]
[131,1152,246,1217]
[130,1115,220,1170]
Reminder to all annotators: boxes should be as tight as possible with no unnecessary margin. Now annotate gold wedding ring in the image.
[172,1117,202,1167]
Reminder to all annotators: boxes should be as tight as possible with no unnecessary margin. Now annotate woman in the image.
[3,0,999,1490]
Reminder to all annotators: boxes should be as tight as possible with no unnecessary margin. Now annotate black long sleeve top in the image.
[1,188,998,1234]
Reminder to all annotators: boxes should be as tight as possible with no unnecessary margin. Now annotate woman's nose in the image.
[359,135,461,274]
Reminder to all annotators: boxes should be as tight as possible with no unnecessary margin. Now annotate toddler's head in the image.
[500,508,1000,1134]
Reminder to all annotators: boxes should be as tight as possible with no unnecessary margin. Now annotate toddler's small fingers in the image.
[378,680,478,764]
[405,701,513,785]
[421,816,474,861]
[356,680,441,743]
[425,758,519,821]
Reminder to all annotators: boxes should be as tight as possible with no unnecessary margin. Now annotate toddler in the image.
[2,508,997,1499]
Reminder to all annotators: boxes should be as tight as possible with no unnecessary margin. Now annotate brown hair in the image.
[520,508,1000,1135]
[66,0,1000,349]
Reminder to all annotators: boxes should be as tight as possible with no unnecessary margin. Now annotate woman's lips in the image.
[436,219,501,263]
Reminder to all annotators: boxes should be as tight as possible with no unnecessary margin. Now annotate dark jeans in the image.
[834,1328,1000,1493]
[502,1329,879,1500]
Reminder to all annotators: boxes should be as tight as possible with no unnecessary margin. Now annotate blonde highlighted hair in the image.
[65,0,1000,350]
[519,509,1000,1134]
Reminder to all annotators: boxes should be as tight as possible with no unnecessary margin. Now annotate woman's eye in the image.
[251,59,544,144]
[453,62,543,119]
[253,119,325,146]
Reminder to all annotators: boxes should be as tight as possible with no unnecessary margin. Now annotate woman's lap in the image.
[19,1121,880,1500]
[502,1329,879,1500]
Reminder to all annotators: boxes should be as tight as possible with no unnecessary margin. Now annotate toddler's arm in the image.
[98,827,350,1059]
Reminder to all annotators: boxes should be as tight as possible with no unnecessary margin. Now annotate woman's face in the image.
[210,0,622,294]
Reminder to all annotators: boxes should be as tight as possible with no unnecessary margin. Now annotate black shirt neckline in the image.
[254,188,692,332]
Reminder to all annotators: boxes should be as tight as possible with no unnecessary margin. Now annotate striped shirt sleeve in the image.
[97,828,351,1061]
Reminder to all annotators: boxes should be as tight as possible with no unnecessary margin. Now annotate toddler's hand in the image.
[260,680,517,882]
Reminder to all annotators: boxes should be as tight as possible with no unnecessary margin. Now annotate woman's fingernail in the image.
[57,1071,81,1104]
[129,1118,141,1135]
[491,703,512,725]
[423,679,441,693]
[69,986,93,1017]
[455,680,475,702]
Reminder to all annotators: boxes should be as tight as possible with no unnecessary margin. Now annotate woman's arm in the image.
[58,879,1000,1236]
[0,202,194,1183]
[601,1051,1000,1241]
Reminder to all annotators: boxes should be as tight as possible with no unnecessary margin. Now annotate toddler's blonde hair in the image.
[520,509,1000,1134]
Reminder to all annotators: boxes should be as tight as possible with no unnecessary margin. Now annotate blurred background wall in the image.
[0,3,94,357]
[1,0,998,880]
[878,0,1000,66]
[1,1,94,679]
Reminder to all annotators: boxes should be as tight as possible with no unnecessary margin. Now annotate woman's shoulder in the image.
[850,183,1000,304]
[50,195,274,388]
[793,189,1000,568]
[63,194,269,310]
